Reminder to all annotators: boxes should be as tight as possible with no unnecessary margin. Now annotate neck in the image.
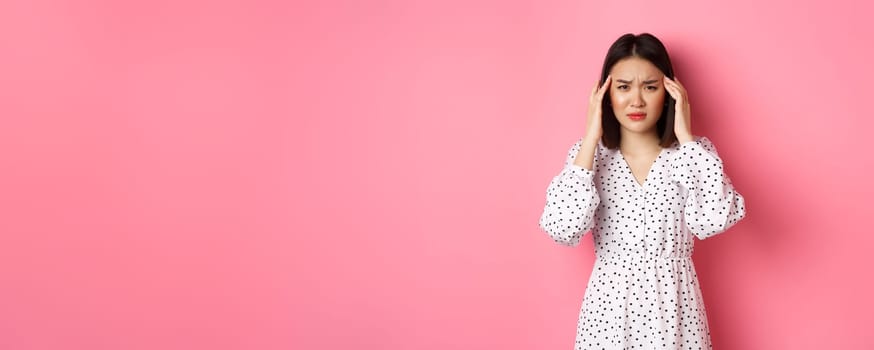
[619,130,661,156]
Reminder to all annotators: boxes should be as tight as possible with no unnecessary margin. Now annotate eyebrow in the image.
[616,79,660,84]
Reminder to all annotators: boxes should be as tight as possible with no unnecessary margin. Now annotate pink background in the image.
[1,0,872,349]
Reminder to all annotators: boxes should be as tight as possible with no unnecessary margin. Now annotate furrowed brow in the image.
[616,79,661,84]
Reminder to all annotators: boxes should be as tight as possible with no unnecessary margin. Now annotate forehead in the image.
[609,57,663,78]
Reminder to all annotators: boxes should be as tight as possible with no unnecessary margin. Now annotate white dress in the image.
[539,136,746,349]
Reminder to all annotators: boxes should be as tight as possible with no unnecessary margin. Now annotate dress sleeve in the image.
[669,136,747,240]
[538,139,601,247]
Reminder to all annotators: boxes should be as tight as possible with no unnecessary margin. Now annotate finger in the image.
[664,83,678,99]
[665,76,684,91]
[665,79,686,101]
[665,76,680,89]
[669,76,686,91]
[599,75,611,91]
[664,77,678,92]
[673,78,686,92]
[597,75,611,98]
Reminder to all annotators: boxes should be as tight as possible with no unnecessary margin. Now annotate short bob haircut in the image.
[599,33,678,149]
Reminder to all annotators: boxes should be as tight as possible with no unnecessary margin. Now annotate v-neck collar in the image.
[617,146,666,190]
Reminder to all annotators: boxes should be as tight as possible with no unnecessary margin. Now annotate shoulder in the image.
[695,135,718,153]
[564,137,611,165]
[674,135,720,157]
[568,137,609,152]
[678,135,713,147]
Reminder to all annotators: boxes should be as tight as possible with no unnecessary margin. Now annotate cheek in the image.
[647,92,666,117]
[647,92,666,112]
[610,92,625,106]
[650,90,666,104]
[610,94,624,116]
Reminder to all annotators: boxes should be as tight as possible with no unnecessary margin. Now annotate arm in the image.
[538,138,601,246]
[670,136,747,239]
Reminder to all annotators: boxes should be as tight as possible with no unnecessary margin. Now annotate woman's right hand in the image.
[585,75,610,141]
[573,76,610,170]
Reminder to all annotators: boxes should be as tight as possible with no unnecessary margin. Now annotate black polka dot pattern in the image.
[538,136,747,349]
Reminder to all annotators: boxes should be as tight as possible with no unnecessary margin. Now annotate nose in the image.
[630,89,645,107]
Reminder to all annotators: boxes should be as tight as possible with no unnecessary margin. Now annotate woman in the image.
[538,33,746,349]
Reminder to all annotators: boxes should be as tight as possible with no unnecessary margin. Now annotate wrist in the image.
[676,133,694,144]
[582,133,601,146]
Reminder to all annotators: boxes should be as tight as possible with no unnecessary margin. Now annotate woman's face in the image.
[608,57,667,135]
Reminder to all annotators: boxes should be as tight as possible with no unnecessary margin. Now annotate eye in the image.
[646,85,658,91]
[617,85,629,90]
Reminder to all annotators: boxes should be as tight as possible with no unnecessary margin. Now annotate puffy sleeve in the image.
[669,136,747,240]
[538,139,601,247]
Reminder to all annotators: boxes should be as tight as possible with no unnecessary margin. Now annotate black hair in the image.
[599,33,677,149]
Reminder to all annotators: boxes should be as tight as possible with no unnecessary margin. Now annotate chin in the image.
[619,122,658,133]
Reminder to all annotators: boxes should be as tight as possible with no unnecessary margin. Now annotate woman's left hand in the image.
[664,76,694,144]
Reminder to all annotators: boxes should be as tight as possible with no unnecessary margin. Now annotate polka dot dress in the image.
[539,136,746,349]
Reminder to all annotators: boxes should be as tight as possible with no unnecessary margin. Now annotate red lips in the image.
[628,113,646,121]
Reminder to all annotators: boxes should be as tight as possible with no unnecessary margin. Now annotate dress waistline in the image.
[596,254,692,261]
